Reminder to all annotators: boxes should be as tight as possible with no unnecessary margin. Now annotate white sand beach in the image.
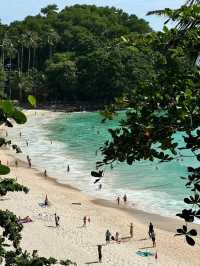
[0,111,200,266]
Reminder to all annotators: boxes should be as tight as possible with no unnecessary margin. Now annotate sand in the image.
[0,112,200,265]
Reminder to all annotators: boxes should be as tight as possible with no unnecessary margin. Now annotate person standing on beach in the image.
[44,170,47,177]
[151,230,156,247]
[117,196,120,206]
[27,155,31,168]
[54,213,59,227]
[67,164,70,173]
[26,140,28,147]
[148,222,154,238]
[44,194,48,206]
[130,223,133,238]
[19,131,22,138]
[123,194,127,204]
[105,229,111,244]
[83,216,87,227]
[15,160,18,167]
[97,245,102,263]
[115,232,119,242]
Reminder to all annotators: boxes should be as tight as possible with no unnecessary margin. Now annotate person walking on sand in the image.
[44,194,48,206]
[15,160,18,167]
[123,194,127,204]
[148,222,154,238]
[83,216,87,227]
[67,164,70,173]
[117,196,120,206]
[54,213,59,227]
[97,245,102,263]
[27,155,31,168]
[130,223,133,238]
[151,230,156,247]
[44,169,47,177]
[87,216,90,224]
[105,229,111,244]
[115,232,119,242]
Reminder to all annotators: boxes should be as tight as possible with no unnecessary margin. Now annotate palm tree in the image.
[185,0,200,5]
[147,0,200,30]
[19,33,27,74]
[46,29,60,59]
[23,31,36,74]
[31,32,40,69]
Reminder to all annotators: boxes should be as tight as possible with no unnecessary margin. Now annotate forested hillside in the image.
[0,4,151,105]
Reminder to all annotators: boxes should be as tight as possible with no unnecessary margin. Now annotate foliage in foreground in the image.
[0,98,76,265]
[96,2,200,246]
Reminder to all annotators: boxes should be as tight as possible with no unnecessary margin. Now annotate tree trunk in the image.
[2,48,4,70]
[49,45,53,59]
[17,51,20,75]
[21,46,24,73]
[28,47,31,74]
[33,48,36,68]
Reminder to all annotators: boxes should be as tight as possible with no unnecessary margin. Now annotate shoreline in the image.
[1,109,200,265]
[1,144,200,264]
[4,109,200,232]
[7,146,195,235]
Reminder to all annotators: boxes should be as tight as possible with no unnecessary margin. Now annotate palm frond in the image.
[185,0,200,6]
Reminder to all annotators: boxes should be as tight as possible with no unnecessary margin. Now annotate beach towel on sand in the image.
[136,251,154,257]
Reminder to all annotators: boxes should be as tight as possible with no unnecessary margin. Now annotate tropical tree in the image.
[45,29,60,59]
[97,4,200,246]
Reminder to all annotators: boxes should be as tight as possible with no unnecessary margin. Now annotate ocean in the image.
[7,110,198,219]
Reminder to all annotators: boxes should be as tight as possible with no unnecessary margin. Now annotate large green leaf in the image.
[12,109,27,124]
[0,164,10,175]
[28,95,36,107]
[0,101,14,115]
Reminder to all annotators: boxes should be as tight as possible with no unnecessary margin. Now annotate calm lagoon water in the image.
[8,111,198,218]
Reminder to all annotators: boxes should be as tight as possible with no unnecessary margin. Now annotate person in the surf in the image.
[123,194,127,204]
[116,196,120,206]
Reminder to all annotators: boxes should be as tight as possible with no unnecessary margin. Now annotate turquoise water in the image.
[8,111,198,218]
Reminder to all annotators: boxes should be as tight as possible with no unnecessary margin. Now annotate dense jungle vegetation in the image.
[0,4,151,105]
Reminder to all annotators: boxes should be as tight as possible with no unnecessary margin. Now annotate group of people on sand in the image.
[43,194,60,227]
[97,222,156,263]
[96,222,134,263]
[105,222,133,244]
[116,194,127,205]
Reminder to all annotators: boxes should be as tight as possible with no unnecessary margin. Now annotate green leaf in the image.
[186,235,195,246]
[12,110,27,124]
[28,95,36,107]
[121,36,128,43]
[184,89,192,98]
[0,164,10,175]
[0,101,14,115]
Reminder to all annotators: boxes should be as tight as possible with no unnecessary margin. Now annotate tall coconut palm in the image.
[1,37,16,70]
[185,0,200,5]
[31,32,40,69]
[19,33,27,74]
[147,0,200,30]
[46,29,60,59]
